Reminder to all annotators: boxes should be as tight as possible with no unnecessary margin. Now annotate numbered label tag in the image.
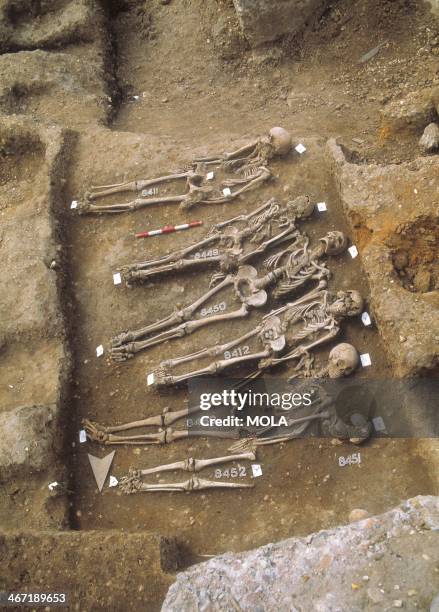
[113,272,122,286]
[214,467,247,479]
[70,200,78,209]
[295,143,307,154]
[201,302,226,317]
[317,201,327,212]
[223,187,232,197]
[251,464,263,478]
[206,171,215,180]
[192,249,219,259]
[147,372,155,386]
[96,345,104,358]
[224,345,250,360]
[339,453,361,467]
[79,429,87,443]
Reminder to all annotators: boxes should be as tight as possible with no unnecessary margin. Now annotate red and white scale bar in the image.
[135,220,203,238]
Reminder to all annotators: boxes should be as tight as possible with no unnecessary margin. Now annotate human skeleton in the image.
[146,281,363,388]
[120,196,314,286]
[83,341,370,449]
[76,127,292,215]
[109,231,347,362]
[119,452,256,494]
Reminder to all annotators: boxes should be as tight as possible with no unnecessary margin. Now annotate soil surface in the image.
[0,0,438,609]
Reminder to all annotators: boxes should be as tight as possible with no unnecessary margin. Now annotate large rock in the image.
[0,50,111,127]
[162,496,439,611]
[380,87,438,133]
[0,0,104,53]
[232,0,329,46]
[0,404,57,482]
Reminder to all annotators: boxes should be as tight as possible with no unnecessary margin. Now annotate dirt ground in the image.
[0,0,438,609]
[68,0,438,559]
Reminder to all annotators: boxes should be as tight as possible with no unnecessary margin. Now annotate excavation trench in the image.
[55,0,438,566]
[63,132,435,564]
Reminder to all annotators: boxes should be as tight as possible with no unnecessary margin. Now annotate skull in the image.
[328,343,360,378]
[320,231,348,255]
[328,290,363,317]
[269,127,292,156]
[286,195,315,220]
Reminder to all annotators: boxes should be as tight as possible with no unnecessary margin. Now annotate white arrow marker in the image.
[88,451,115,492]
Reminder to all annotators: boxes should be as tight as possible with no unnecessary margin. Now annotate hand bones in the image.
[120,196,314,286]
[109,230,348,362]
[75,127,292,215]
[148,282,363,388]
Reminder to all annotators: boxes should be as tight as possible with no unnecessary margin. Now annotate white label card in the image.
[147,372,155,386]
[113,272,122,286]
[361,312,372,326]
[348,245,359,258]
[372,416,386,432]
[295,143,307,154]
[96,345,104,357]
[251,464,263,478]
[206,171,215,180]
[360,353,372,367]
[317,202,327,212]
[79,429,87,443]
[70,200,78,209]
[223,187,232,197]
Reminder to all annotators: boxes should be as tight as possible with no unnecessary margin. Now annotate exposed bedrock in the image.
[326,138,439,376]
[162,496,439,611]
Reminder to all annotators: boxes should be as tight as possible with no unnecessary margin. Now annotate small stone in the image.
[419,122,439,152]
[367,587,385,604]
[349,508,371,523]
[393,250,408,270]
[407,590,417,597]
[413,269,431,292]
[161,97,169,103]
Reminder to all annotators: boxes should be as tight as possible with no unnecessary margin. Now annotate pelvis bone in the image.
[147,281,364,389]
[75,127,292,215]
[120,196,314,287]
[109,230,348,362]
